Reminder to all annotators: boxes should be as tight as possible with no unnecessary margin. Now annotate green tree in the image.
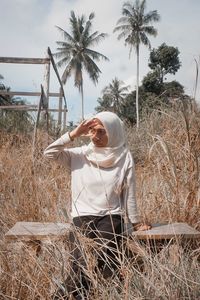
[142,71,162,95]
[0,75,10,105]
[101,77,129,113]
[148,43,181,84]
[0,76,34,133]
[114,0,160,127]
[54,11,109,120]
[96,95,113,113]
[163,81,184,98]
[0,97,34,133]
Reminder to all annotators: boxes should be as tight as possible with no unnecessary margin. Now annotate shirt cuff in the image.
[60,132,72,145]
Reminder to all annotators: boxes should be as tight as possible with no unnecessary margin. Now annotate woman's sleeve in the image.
[43,132,72,170]
[122,164,140,224]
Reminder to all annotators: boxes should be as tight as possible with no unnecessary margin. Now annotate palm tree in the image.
[95,95,113,113]
[54,11,109,120]
[114,0,160,127]
[102,77,129,113]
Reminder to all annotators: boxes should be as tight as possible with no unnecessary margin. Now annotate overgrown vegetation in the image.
[0,1,200,298]
[0,103,200,299]
[95,43,186,125]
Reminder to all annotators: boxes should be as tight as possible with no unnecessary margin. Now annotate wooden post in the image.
[42,50,50,133]
[32,85,43,161]
[63,106,67,132]
[58,87,62,130]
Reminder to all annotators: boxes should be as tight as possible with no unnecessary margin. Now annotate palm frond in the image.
[86,32,108,48]
[55,51,72,60]
[61,58,78,84]
[139,0,146,15]
[55,42,73,50]
[143,11,160,24]
[55,26,75,44]
[139,32,151,49]
[123,2,134,13]
[56,55,71,68]
[122,7,133,19]
[74,60,83,88]
[70,11,83,41]
[114,25,132,41]
[84,48,109,62]
[82,55,101,84]
[89,12,95,21]
[143,25,157,37]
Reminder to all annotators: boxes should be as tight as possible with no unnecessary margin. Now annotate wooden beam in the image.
[0,105,68,112]
[43,50,50,109]
[58,87,62,128]
[63,106,67,131]
[47,47,67,109]
[0,57,50,64]
[0,91,61,97]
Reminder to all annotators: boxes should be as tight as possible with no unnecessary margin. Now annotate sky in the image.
[0,0,200,123]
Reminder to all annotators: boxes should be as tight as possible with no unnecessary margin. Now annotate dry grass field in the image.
[0,103,200,299]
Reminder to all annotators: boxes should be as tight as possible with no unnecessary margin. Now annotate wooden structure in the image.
[5,221,200,242]
[0,47,67,131]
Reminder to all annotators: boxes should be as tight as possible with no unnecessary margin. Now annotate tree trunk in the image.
[136,44,139,128]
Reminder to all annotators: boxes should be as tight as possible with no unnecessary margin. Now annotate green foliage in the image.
[0,100,34,134]
[99,78,129,112]
[114,0,160,126]
[96,41,185,125]
[163,80,184,97]
[95,95,113,113]
[142,72,184,96]
[54,11,109,119]
[148,43,181,83]
[0,76,34,133]
[142,71,162,95]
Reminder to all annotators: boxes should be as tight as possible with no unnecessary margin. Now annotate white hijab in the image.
[82,111,131,168]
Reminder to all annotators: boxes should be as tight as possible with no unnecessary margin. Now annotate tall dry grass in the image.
[127,101,200,227]
[0,102,200,299]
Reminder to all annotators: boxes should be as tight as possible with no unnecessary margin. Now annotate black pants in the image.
[53,214,124,299]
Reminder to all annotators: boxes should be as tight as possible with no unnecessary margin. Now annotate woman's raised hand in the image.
[69,119,98,140]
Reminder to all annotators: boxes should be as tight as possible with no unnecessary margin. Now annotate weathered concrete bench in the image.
[5,221,200,260]
[5,221,200,241]
[132,222,200,240]
[5,221,71,241]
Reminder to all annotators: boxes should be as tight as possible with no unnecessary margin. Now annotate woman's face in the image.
[89,118,108,147]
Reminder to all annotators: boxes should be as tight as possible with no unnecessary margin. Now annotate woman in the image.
[44,111,149,299]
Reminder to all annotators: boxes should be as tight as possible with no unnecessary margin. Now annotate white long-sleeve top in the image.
[44,133,140,224]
